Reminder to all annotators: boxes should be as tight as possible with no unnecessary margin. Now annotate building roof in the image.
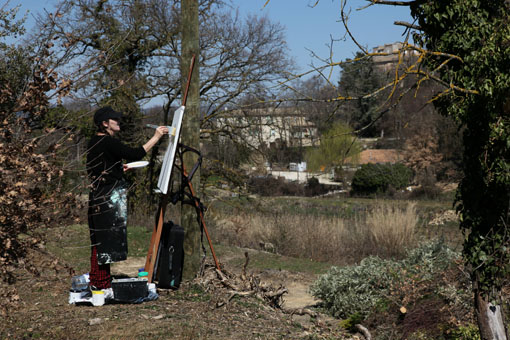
[355,149,401,164]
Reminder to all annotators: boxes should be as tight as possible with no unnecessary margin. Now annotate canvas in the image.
[156,106,185,194]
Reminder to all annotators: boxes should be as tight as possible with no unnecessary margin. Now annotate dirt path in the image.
[282,280,317,309]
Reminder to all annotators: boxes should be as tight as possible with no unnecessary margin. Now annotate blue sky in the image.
[12,0,412,74]
[236,0,413,73]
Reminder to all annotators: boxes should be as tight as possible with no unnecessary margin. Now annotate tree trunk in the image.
[475,288,508,340]
[180,0,200,280]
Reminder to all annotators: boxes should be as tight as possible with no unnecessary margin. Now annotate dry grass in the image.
[365,201,418,258]
[209,201,420,264]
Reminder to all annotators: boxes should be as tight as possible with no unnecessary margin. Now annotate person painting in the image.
[86,106,168,292]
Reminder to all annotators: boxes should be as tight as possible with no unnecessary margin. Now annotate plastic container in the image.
[138,271,149,280]
[68,290,82,304]
[71,273,89,291]
[148,283,157,295]
[92,290,105,306]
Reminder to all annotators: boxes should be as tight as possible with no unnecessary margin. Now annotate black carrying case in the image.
[156,221,185,289]
[111,278,148,302]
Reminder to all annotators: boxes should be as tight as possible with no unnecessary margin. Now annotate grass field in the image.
[205,194,462,265]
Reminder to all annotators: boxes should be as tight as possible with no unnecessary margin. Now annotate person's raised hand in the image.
[154,126,169,139]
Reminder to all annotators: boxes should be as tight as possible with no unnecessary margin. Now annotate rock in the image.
[259,241,276,253]
[428,210,458,226]
[292,314,314,329]
[88,318,102,325]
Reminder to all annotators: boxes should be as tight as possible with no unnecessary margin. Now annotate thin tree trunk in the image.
[180,0,200,280]
[475,288,508,340]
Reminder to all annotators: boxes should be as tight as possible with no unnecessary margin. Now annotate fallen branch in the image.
[196,262,288,309]
[355,324,372,340]
[242,251,249,279]
[287,308,318,318]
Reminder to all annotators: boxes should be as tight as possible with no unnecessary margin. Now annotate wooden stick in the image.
[355,324,372,340]
[182,55,196,107]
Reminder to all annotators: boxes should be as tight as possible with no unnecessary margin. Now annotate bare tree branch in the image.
[365,0,417,6]
[394,20,421,30]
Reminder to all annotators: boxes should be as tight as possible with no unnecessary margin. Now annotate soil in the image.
[111,256,319,310]
[1,250,350,340]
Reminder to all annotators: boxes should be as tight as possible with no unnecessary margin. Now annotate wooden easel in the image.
[144,56,221,284]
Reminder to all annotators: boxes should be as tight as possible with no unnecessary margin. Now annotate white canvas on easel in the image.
[157,106,185,194]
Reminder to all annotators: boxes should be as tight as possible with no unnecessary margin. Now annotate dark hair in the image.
[95,120,109,133]
[93,106,122,133]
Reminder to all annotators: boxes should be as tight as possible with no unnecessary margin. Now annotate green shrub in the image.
[402,238,458,278]
[311,239,459,319]
[351,163,412,195]
[304,176,330,196]
[447,324,481,340]
[338,312,364,332]
[310,256,399,318]
[388,163,414,189]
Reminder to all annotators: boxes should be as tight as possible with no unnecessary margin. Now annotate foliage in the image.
[267,144,306,165]
[311,255,398,318]
[337,52,389,137]
[0,5,79,315]
[289,75,340,134]
[351,163,412,195]
[304,177,327,196]
[447,324,481,340]
[311,240,460,319]
[38,0,180,146]
[338,312,363,332]
[410,0,510,300]
[246,175,332,197]
[305,121,360,172]
[206,134,252,169]
[248,176,305,197]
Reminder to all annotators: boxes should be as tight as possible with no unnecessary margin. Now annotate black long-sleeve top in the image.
[86,135,146,187]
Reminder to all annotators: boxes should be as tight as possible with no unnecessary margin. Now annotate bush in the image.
[304,177,330,196]
[351,163,412,195]
[310,239,460,319]
[247,175,333,197]
[447,324,481,340]
[311,256,399,318]
[247,176,304,196]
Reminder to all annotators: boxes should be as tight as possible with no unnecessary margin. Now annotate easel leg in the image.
[144,203,166,283]
[182,170,221,272]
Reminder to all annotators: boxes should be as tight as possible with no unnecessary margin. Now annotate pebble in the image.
[88,318,103,325]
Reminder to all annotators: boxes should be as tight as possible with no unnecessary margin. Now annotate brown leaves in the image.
[402,130,443,176]
[0,107,82,300]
